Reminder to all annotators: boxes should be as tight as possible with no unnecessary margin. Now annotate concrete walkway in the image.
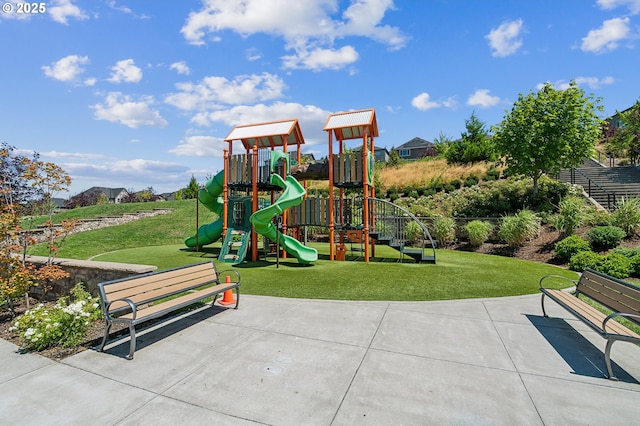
[1,294,639,425]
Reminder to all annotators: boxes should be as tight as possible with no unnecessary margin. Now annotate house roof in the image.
[81,187,127,199]
[224,118,305,150]
[323,108,378,140]
[396,137,433,150]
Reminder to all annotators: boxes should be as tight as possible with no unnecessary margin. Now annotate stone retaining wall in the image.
[25,256,157,300]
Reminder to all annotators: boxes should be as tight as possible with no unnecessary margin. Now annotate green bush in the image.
[443,184,455,193]
[554,235,591,261]
[483,168,501,181]
[630,254,640,276]
[431,216,456,246]
[586,226,626,250]
[388,193,400,202]
[408,191,419,199]
[551,197,585,237]
[569,251,602,272]
[404,221,423,244]
[449,179,462,189]
[464,175,479,187]
[498,210,540,247]
[599,253,633,278]
[585,209,611,226]
[11,283,102,351]
[464,220,494,246]
[612,197,640,236]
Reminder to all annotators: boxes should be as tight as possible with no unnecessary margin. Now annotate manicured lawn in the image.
[91,243,578,301]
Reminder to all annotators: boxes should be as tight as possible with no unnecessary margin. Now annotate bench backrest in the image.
[98,262,219,313]
[577,269,640,325]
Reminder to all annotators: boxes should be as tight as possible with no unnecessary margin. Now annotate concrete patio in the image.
[1,294,639,425]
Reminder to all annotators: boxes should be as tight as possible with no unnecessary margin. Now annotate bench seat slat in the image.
[544,289,640,338]
[107,272,216,304]
[117,282,236,322]
[103,263,215,294]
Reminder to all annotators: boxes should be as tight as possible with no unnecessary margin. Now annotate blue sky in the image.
[1,0,639,196]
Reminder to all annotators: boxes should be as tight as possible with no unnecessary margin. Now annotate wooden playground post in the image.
[328,131,335,260]
[251,144,258,262]
[362,129,370,262]
[223,149,229,237]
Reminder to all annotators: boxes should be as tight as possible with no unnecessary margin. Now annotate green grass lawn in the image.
[28,200,578,301]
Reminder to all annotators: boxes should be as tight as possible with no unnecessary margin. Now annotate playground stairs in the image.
[557,158,640,211]
[218,228,251,264]
[368,198,436,264]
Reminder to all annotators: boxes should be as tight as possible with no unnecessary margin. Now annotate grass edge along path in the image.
[91,244,579,301]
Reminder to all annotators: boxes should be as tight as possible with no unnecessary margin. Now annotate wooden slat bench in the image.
[97,261,240,359]
[540,268,640,380]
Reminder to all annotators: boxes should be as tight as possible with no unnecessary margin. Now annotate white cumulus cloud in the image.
[42,55,90,84]
[282,46,359,71]
[169,135,227,157]
[49,0,88,25]
[581,17,631,54]
[165,72,286,111]
[92,92,168,128]
[467,89,501,107]
[486,19,524,57]
[169,61,191,75]
[180,0,407,71]
[411,93,440,111]
[597,0,640,14]
[108,59,143,83]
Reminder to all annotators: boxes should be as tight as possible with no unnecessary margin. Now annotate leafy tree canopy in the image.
[492,81,603,195]
[605,99,640,163]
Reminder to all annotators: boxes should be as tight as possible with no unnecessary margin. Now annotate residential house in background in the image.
[393,137,436,161]
[353,146,390,163]
[79,187,128,204]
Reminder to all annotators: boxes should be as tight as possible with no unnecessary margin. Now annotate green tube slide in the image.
[184,171,225,248]
[250,174,318,264]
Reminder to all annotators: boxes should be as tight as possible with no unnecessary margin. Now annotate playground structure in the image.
[185,108,436,264]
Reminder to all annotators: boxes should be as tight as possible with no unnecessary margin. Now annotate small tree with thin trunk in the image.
[492,81,603,196]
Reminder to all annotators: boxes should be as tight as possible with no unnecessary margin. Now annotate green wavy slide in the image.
[184,171,225,248]
[250,174,318,264]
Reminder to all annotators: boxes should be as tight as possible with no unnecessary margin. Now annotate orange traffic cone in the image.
[218,275,236,306]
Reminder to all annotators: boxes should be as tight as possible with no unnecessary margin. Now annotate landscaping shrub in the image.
[404,221,422,244]
[388,192,400,202]
[585,209,611,226]
[464,220,494,246]
[631,254,640,276]
[612,197,640,236]
[408,190,419,199]
[599,253,633,278]
[11,283,102,351]
[443,184,455,193]
[569,250,602,272]
[483,168,501,181]
[449,179,462,189]
[498,210,540,247]
[551,197,586,237]
[464,175,479,187]
[431,216,456,246]
[586,226,626,250]
[554,235,591,261]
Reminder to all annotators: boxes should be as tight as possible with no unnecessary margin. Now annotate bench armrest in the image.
[539,274,579,290]
[218,268,241,285]
[105,297,137,320]
[603,312,640,334]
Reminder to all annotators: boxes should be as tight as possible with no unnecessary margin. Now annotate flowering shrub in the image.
[11,283,102,351]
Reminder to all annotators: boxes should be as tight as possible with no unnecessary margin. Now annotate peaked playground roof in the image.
[323,108,378,140]
[224,119,305,150]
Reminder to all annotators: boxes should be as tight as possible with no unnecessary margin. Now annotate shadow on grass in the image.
[527,314,639,383]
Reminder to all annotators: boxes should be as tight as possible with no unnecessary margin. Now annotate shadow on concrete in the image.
[527,314,639,384]
[95,304,229,359]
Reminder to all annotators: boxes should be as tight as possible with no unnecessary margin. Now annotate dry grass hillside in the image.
[377,158,494,192]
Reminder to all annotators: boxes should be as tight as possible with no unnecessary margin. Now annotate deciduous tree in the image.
[492,82,603,196]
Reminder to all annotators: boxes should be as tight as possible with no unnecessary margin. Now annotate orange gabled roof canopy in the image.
[224,118,305,150]
[323,108,378,140]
